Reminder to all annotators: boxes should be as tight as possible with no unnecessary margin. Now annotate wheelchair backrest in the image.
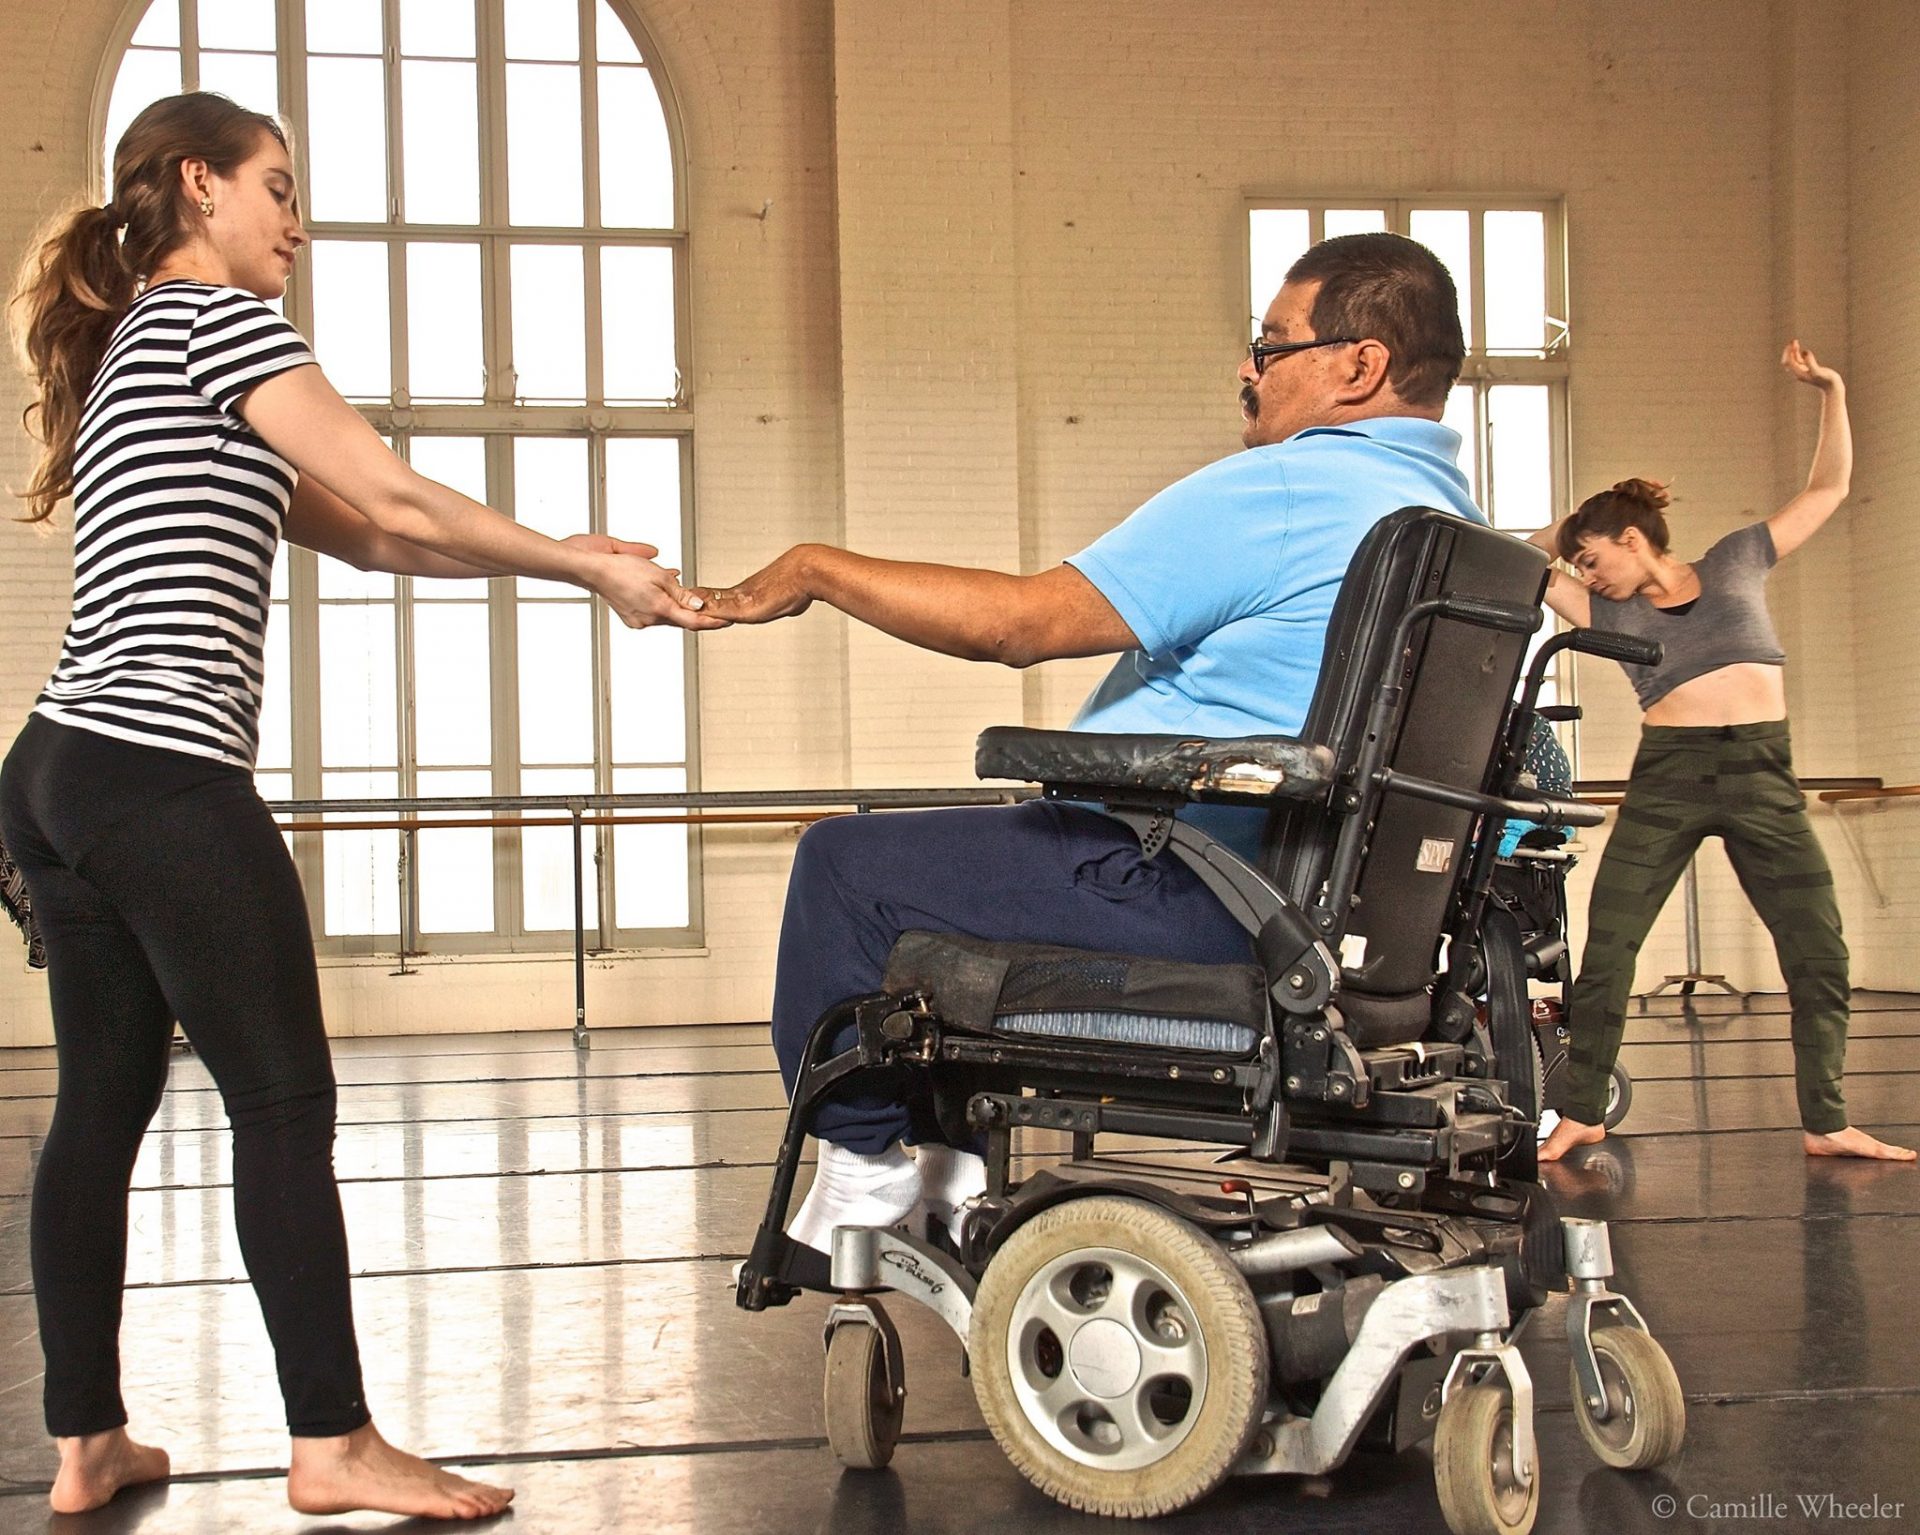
[1259,507,1547,1046]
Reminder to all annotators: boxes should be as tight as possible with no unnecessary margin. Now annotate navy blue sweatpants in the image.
[770,801,1253,1152]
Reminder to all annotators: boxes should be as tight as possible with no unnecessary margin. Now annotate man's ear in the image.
[1334,339,1393,405]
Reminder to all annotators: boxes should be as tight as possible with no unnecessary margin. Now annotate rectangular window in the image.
[1247,197,1574,741]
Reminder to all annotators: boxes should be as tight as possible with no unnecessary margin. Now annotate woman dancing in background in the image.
[1534,342,1911,1166]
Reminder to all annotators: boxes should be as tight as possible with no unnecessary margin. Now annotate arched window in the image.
[97,0,698,954]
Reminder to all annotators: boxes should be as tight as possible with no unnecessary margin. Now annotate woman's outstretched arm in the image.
[1767,340,1851,560]
[284,476,658,581]
[240,364,724,631]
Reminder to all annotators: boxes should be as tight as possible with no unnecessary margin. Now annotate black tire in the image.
[969,1196,1268,1517]
[823,1319,904,1469]
[1603,1066,1633,1130]
[1434,1383,1540,1535]
[1569,1327,1686,1470]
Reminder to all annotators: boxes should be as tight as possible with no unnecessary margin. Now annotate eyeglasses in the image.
[1246,334,1361,377]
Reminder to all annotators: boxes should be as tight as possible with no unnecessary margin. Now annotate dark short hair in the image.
[1283,233,1465,408]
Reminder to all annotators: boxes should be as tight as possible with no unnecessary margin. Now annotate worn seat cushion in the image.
[883,930,1268,1055]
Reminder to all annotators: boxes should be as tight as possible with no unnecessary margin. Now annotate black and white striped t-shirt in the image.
[36,281,315,769]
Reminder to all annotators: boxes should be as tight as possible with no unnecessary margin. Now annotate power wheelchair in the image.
[736,508,1683,1534]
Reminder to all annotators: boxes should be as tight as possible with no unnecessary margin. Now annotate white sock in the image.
[1537,1108,1562,1143]
[787,1141,922,1254]
[914,1142,988,1226]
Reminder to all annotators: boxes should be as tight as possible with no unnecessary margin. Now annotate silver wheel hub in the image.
[1067,1318,1142,1397]
[1004,1245,1209,1471]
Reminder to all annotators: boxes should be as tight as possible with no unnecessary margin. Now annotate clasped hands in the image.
[576,535,818,630]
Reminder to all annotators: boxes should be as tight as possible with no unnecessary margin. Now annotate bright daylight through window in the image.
[102,0,698,954]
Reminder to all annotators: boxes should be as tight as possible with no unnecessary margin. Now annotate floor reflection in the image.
[0,1001,1913,1532]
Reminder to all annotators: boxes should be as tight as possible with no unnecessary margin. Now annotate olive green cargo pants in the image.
[1561,721,1849,1133]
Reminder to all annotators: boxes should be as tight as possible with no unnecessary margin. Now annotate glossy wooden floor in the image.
[0,993,1916,1533]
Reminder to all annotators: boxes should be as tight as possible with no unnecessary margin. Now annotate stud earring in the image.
[199,196,215,217]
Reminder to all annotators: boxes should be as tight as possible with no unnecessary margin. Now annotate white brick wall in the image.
[1837,0,1920,990]
[3,0,1916,1043]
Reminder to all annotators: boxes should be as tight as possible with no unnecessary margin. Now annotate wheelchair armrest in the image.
[975,727,1336,804]
[1506,791,1605,829]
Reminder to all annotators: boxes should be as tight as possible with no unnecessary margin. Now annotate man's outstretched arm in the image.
[693,545,1140,667]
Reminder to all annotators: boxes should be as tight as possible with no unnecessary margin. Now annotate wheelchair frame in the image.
[734,510,1681,1532]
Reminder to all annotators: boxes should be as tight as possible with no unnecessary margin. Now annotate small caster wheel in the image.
[1434,1383,1539,1535]
[1603,1066,1633,1130]
[824,1319,904,1469]
[1570,1327,1685,1470]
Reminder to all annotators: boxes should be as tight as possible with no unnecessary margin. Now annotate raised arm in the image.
[1519,517,1592,628]
[241,365,724,630]
[694,545,1139,667]
[1766,340,1851,560]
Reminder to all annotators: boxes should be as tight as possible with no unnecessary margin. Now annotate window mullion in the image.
[278,0,309,249]
[581,0,603,232]
[382,0,404,223]
[1468,211,1487,357]
[1475,383,1493,522]
[672,235,691,406]
[485,433,523,941]
[1546,203,1571,361]
[677,431,704,939]
[477,0,514,404]
[580,0,607,408]
[180,0,200,91]
[393,474,419,952]
[584,242,606,407]
[287,544,324,933]
[589,430,614,947]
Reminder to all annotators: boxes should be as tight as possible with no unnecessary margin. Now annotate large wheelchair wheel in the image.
[1434,1383,1539,1535]
[824,1316,905,1469]
[1570,1327,1685,1470]
[969,1196,1267,1517]
[1603,1065,1633,1130]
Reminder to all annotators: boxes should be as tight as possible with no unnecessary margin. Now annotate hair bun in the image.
[1610,476,1671,511]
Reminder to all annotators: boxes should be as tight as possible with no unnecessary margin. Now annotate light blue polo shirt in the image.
[1065,417,1486,857]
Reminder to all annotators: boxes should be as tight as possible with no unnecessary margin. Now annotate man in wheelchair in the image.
[704,232,1485,1236]
[700,234,1685,1530]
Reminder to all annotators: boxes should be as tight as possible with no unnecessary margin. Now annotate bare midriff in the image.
[1641,661,1787,728]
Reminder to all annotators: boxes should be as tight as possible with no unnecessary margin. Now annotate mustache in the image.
[1240,383,1259,418]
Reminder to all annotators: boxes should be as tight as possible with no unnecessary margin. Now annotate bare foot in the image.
[287,1422,513,1521]
[50,1427,170,1514]
[1804,1126,1917,1162]
[1537,1116,1607,1163]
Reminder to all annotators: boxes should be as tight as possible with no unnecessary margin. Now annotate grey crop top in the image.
[1588,522,1785,710]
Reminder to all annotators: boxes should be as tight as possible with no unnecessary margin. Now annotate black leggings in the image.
[0,716,368,1439]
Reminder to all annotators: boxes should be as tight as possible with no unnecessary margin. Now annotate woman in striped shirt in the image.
[2,92,721,1520]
